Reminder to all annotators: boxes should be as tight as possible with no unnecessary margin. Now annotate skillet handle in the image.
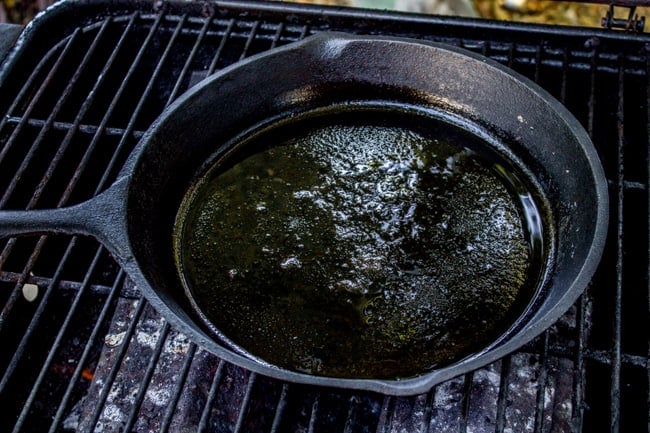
[0,177,131,259]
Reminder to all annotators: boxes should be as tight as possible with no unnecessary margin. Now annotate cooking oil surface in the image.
[175,112,545,379]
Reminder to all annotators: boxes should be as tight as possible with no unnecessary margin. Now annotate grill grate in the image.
[0,1,648,432]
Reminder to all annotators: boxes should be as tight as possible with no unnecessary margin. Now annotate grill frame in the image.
[0,0,648,432]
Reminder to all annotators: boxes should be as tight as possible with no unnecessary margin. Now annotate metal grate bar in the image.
[377,395,395,433]
[239,20,261,60]
[572,41,601,433]
[122,321,172,433]
[269,383,289,433]
[459,372,473,433]
[75,11,161,200]
[624,180,646,189]
[562,45,585,433]
[342,396,358,433]
[495,356,512,433]
[5,247,103,420]
[0,235,47,327]
[10,244,104,433]
[0,236,79,391]
[534,332,551,433]
[481,40,489,57]
[507,42,516,69]
[47,269,125,433]
[207,18,236,76]
[86,297,146,429]
[0,42,64,134]
[0,30,81,169]
[0,16,139,333]
[560,48,569,104]
[573,295,588,433]
[0,23,107,208]
[547,344,647,367]
[233,372,257,433]
[92,12,184,199]
[587,47,599,138]
[299,24,310,40]
[0,270,130,296]
[3,116,146,139]
[159,342,198,433]
[161,12,190,104]
[610,57,626,433]
[270,21,285,49]
[198,359,225,433]
[166,11,215,106]
[53,13,139,208]
[23,19,114,211]
[420,388,435,433]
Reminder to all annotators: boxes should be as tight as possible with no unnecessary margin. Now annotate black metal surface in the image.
[0,0,648,431]
[0,30,609,395]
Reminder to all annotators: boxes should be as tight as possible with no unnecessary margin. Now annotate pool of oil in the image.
[174,109,547,379]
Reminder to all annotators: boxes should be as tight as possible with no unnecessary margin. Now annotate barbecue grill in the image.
[0,0,647,432]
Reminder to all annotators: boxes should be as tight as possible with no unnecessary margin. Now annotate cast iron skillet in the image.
[0,33,607,395]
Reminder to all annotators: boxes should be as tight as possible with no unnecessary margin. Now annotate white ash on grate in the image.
[63,295,264,433]
[374,301,585,433]
[400,355,574,433]
[63,290,585,432]
[64,298,194,432]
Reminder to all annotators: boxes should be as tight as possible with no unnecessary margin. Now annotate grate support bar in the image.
[50,270,125,431]
[159,342,198,432]
[610,56,626,433]
[269,383,289,433]
[122,321,171,433]
[534,331,551,433]
[166,10,215,106]
[0,270,131,297]
[233,372,257,433]
[198,359,225,432]
[0,30,81,170]
[90,10,181,199]
[0,236,78,392]
[86,297,147,429]
[0,23,106,209]
[2,116,145,139]
[495,356,511,433]
[207,18,236,76]
[47,269,125,432]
